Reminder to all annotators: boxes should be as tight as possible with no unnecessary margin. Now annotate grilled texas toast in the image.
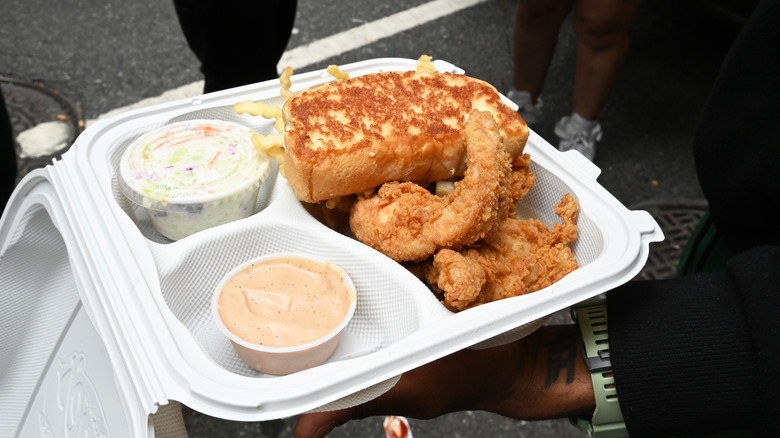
[281,69,529,203]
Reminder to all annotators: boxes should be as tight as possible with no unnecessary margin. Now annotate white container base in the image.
[0,58,663,436]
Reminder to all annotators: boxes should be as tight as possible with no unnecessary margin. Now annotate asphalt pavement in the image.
[1,0,748,436]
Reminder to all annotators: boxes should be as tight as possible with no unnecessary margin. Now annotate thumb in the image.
[293,409,358,438]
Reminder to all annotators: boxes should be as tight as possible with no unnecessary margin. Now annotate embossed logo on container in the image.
[37,351,109,437]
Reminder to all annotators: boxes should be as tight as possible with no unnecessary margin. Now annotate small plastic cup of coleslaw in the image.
[119,120,271,240]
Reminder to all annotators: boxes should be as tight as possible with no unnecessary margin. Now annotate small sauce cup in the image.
[212,254,357,375]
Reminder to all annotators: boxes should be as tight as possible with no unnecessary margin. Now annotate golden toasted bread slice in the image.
[282,69,529,203]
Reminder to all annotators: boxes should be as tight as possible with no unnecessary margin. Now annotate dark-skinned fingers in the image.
[294,410,353,438]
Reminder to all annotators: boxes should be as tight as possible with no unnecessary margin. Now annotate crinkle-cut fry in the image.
[326,64,350,80]
[252,133,285,161]
[252,133,286,177]
[416,54,437,73]
[280,66,294,100]
[233,100,285,134]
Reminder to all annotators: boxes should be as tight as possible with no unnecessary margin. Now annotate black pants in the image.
[172,0,298,93]
[1,88,17,213]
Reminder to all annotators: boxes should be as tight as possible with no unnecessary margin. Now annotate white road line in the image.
[18,0,488,156]
[279,0,488,71]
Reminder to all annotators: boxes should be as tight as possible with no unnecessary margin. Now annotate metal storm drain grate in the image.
[1,76,83,179]
[633,201,708,281]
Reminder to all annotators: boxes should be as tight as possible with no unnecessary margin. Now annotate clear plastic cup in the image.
[119,120,271,240]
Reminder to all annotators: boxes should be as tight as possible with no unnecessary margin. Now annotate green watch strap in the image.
[572,299,628,438]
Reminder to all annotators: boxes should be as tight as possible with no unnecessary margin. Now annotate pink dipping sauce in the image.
[218,257,354,348]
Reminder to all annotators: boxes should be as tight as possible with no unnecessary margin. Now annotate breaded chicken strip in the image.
[424,194,579,311]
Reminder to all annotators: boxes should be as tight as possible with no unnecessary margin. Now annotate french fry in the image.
[416,54,436,73]
[326,64,350,80]
[252,133,285,160]
[280,66,294,100]
[233,101,285,134]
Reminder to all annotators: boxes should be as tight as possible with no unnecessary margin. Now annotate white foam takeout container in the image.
[0,58,663,437]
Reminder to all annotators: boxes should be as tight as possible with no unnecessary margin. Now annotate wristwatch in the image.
[570,298,628,438]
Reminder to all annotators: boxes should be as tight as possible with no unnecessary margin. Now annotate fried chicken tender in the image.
[424,193,579,311]
[506,153,536,214]
[349,111,516,262]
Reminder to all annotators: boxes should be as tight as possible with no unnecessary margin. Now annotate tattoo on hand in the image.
[544,331,578,388]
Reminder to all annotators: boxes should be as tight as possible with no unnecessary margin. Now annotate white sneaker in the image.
[506,89,543,126]
[554,113,602,161]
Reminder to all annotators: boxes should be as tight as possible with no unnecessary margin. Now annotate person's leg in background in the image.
[554,0,641,160]
[509,0,574,126]
[571,0,640,119]
[1,88,18,213]
[173,0,298,93]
